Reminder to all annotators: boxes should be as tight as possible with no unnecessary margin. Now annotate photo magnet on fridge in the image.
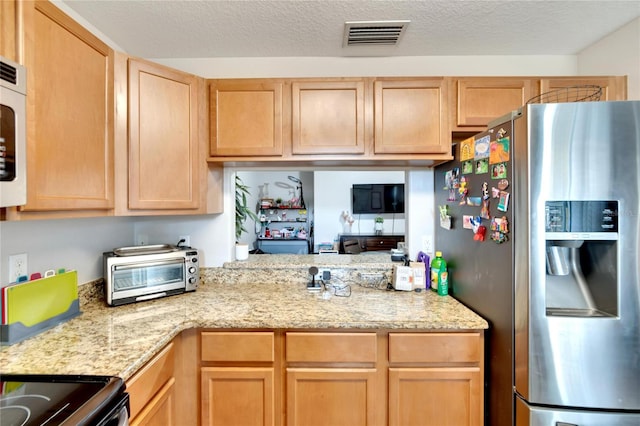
[475,159,489,174]
[491,162,508,179]
[462,160,474,174]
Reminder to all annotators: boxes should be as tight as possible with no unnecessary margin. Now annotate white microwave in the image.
[0,56,27,207]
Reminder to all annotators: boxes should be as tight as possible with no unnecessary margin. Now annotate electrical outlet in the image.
[136,233,148,246]
[178,235,191,247]
[421,235,433,254]
[314,269,331,282]
[9,253,28,283]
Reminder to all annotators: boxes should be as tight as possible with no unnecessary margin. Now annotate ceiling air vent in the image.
[343,20,410,47]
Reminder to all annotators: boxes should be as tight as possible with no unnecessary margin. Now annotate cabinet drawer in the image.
[126,342,175,419]
[389,333,481,364]
[201,331,275,362]
[286,332,377,363]
[364,237,401,251]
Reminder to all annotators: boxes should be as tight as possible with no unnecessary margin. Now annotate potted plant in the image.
[235,175,258,260]
[275,197,283,207]
[374,216,384,234]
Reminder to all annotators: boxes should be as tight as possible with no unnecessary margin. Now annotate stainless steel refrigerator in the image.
[434,100,640,425]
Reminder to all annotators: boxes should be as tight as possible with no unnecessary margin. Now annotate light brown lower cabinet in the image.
[201,367,275,426]
[388,367,482,426]
[126,342,177,426]
[388,332,484,426]
[126,330,484,425]
[200,331,277,426]
[286,368,379,426]
[129,377,176,426]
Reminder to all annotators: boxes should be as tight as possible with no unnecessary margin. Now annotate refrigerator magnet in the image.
[482,182,489,199]
[462,215,474,229]
[474,225,487,242]
[491,163,508,179]
[489,137,510,164]
[462,160,474,174]
[481,199,491,219]
[497,191,510,212]
[490,216,509,243]
[498,178,509,190]
[467,196,482,206]
[475,159,489,174]
[458,177,469,204]
[474,135,490,159]
[460,136,475,161]
[491,187,501,198]
[439,205,452,230]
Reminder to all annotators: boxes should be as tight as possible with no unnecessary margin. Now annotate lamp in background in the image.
[288,176,306,208]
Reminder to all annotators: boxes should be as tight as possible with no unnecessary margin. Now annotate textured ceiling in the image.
[60,0,640,58]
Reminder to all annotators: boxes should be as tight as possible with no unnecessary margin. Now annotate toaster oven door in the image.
[110,258,186,304]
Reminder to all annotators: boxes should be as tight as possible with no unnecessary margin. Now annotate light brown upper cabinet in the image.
[373,78,450,154]
[291,80,365,155]
[16,1,114,214]
[210,80,284,157]
[126,58,202,211]
[452,78,535,132]
[538,76,627,102]
[1,0,18,61]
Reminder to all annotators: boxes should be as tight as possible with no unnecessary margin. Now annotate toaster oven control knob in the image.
[189,266,197,274]
[189,277,197,284]
[191,257,198,263]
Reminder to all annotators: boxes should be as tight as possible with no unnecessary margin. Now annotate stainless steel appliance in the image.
[0,374,129,425]
[435,100,640,425]
[0,56,27,207]
[103,244,199,306]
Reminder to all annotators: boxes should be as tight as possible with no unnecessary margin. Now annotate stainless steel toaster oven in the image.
[103,244,199,306]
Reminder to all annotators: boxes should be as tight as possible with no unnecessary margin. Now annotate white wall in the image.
[578,17,640,100]
[0,217,135,284]
[313,171,405,250]
[3,2,637,285]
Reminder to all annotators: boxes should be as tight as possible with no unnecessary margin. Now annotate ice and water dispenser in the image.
[544,201,618,317]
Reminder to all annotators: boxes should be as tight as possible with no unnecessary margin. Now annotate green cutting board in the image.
[6,270,78,327]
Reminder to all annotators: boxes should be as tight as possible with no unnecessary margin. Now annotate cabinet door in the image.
[128,58,200,210]
[291,80,365,155]
[389,367,483,426]
[538,76,627,102]
[453,78,534,131]
[374,78,449,154]
[1,0,18,61]
[210,80,284,156]
[130,378,176,426]
[21,1,114,212]
[202,367,275,426]
[286,368,378,426]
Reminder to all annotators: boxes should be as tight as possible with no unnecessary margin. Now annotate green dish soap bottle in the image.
[430,251,449,295]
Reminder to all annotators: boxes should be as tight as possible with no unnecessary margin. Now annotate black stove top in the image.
[0,374,127,426]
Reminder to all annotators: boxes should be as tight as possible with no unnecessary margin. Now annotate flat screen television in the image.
[352,184,405,214]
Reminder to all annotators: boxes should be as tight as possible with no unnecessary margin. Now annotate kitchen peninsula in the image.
[1,255,488,425]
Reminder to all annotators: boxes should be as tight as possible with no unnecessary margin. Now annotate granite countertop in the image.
[223,253,397,269]
[0,265,488,381]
